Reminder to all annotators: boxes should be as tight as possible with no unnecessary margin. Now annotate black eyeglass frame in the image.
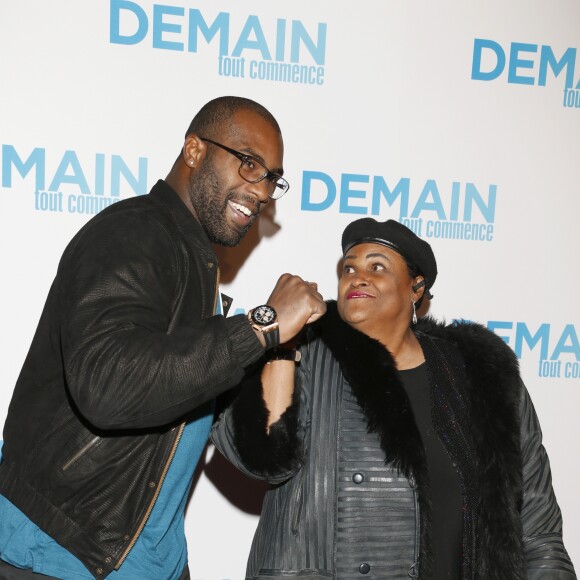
[199,137,289,200]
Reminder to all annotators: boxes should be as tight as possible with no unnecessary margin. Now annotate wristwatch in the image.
[248,305,280,349]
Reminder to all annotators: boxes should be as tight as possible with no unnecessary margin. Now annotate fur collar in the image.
[310,301,521,473]
[311,301,525,578]
[311,301,423,476]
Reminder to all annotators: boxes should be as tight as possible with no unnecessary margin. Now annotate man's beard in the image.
[188,161,257,247]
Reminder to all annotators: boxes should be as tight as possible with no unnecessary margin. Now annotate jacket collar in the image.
[149,179,217,262]
[310,301,521,477]
[311,300,423,476]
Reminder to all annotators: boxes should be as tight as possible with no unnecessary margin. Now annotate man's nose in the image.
[249,177,271,205]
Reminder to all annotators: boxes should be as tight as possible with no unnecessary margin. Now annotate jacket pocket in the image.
[61,435,102,472]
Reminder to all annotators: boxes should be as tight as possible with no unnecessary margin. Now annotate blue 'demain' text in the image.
[471,38,580,109]
[301,171,497,242]
[488,321,580,380]
[1,145,148,215]
[110,0,327,86]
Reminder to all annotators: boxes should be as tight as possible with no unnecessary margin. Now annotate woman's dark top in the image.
[400,363,463,579]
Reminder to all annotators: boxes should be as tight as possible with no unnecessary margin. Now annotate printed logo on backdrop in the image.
[1,145,148,215]
[487,320,580,380]
[110,0,327,86]
[471,39,580,110]
[301,171,497,242]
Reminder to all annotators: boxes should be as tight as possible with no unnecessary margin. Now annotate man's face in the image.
[188,109,284,247]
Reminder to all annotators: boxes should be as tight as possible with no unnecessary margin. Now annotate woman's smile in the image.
[345,290,375,300]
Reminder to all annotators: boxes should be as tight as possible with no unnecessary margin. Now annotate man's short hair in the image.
[185,96,281,139]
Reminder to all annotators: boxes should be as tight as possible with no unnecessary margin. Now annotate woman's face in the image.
[337,242,415,335]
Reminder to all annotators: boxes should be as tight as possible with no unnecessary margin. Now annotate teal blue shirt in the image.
[0,292,229,578]
[0,407,213,579]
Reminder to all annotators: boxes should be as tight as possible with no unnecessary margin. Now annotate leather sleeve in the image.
[520,382,577,579]
[59,208,263,430]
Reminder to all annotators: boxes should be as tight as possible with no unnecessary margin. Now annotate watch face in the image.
[252,305,277,325]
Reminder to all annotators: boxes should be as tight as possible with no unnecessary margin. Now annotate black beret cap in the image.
[341,218,437,298]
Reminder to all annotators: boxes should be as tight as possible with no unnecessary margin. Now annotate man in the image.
[0,96,326,580]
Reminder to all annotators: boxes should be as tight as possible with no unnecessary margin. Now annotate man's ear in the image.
[182,134,205,168]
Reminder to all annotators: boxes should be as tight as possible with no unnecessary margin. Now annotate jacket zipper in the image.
[213,267,220,314]
[114,422,185,569]
[62,436,101,471]
[115,264,220,570]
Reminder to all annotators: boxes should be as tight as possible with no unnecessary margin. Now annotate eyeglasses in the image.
[200,137,290,200]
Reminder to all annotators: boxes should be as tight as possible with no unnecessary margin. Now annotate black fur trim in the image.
[230,360,303,477]
[312,303,526,578]
[311,302,426,478]
[415,318,525,577]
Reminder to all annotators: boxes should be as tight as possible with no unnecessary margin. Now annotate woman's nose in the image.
[350,274,369,287]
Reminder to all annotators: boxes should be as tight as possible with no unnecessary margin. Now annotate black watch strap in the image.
[267,347,301,363]
[263,326,280,350]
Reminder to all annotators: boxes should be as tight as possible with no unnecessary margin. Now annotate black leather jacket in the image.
[213,302,576,579]
[0,180,264,578]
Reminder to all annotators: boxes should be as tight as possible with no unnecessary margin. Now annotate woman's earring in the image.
[412,300,417,325]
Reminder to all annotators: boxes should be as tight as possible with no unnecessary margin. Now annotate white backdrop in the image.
[1,2,579,579]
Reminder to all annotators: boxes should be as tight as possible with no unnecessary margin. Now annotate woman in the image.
[212,218,576,579]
